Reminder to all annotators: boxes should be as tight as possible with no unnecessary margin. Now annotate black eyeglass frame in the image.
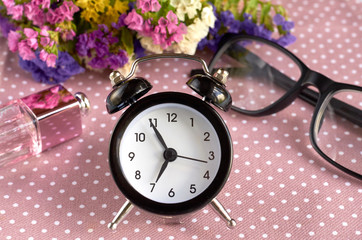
[208,33,362,180]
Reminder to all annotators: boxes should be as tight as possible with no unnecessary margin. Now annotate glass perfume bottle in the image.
[0,84,90,167]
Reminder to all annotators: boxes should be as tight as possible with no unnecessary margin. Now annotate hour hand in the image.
[149,119,168,149]
[155,160,169,183]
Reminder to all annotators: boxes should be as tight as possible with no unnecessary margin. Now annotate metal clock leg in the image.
[108,199,134,230]
[210,198,237,228]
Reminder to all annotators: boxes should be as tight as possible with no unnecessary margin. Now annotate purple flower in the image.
[88,57,108,69]
[273,33,296,47]
[107,50,128,70]
[0,14,16,37]
[112,14,127,29]
[19,51,84,84]
[273,14,285,25]
[239,13,256,35]
[253,24,272,40]
[134,38,145,58]
[282,21,294,31]
[220,11,240,33]
[273,14,295,31]
[75,33,88,56]
[95,42,109,58]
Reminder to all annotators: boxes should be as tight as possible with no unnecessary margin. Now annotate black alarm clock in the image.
[106,54,236,230]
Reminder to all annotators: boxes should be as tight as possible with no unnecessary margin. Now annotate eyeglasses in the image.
[197,33,362,180]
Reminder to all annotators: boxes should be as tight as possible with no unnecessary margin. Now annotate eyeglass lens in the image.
[314,90,362,175]
[211,39,302,111]
[211,38,361,177]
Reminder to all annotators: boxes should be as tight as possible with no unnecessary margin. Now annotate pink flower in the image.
[142,19,153,36]
[166,10,178,25]
[34,0,50,9]
[124,9,144,31]
[48,1,79,23]
[7,31,21,52]
[158,17,168,35]
[46,53,57,68]
[24,28,39,50]
[18,41,36,61]
[40,27,50,37]
[7,5,24,20]
[137,0,161,14]
[40,36,50,46]
[24,28,38,38]
[171,23,187,42]
[46,9,58,24]
[24,2,37,20]
[40,50,57,68]
[39,49,49,61]
[2,0,15,8]
[60,29,76,41]
[167,22,178,34]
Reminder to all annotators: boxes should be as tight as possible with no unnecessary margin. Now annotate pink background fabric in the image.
[0,0,361,239]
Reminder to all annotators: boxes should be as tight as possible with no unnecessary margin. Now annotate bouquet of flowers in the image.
[0,0,295,84]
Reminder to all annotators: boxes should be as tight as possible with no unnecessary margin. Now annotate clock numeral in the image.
[167,113,177,122]
[203,170,210,180]
[208,151,215,160]
[168,188,175,197]
[204,132,210,141]
[190,118,194,127]
[150,183,156,192]
[135,132,146,142]
[129,152,135,161]
[190,184,196,194]
[135,170,141,180]
[149,118,158,128]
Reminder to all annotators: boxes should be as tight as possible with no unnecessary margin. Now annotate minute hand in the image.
[177,155,207,163]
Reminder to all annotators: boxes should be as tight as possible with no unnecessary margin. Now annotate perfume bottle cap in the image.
[21,84,90,152]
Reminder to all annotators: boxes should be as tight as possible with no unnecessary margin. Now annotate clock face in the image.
[109,92,232,215]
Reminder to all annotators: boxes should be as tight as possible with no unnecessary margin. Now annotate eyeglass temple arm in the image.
[190,64,361,127]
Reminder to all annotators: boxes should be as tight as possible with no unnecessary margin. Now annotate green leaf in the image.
[264,15,274,32]
[245,0,259,13]
[121,28,134,56]
[58,40,76,55]
[261,2,272,24]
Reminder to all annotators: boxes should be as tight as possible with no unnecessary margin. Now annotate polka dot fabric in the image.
[0,0,361,239]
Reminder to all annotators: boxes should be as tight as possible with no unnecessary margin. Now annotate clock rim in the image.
[109,92,233,216]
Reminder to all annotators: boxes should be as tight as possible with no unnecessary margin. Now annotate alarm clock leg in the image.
[210,198,237,229]
[108,199,134,230]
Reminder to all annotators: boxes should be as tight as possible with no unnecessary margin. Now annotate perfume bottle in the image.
[0,84,90,167]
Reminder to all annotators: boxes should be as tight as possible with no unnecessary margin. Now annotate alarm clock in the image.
[106,54,236,230]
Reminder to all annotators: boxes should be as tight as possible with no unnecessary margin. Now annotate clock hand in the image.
[176,155,208,163]
[155,148,177,183]
[149,119,168,149]
[155,160,169,183]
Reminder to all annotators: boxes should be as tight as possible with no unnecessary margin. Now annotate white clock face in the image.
[118,103,221,204]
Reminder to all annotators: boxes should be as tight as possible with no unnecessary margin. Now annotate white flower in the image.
[201,5,216,28]
[171,18,210,55]
[139,36,163,54]
[170,0,181,7]
[173,0,202,21]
